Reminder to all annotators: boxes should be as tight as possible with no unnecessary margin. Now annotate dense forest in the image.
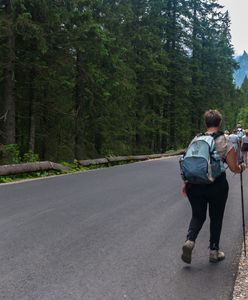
[0,0,247,162]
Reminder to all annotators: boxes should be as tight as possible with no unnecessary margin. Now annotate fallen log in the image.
[0,150,185,177]
[162,149,185,157]
[79,158,109,167]
[78,151,184,167]
[148,154,163,159]
[129,155,149,161]
[0,161,70,176]
[107,156,132,163]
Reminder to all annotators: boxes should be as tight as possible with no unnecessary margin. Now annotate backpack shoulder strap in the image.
[210,131,224,140]
[196,133,205,137]
[204,131,223,152]
[209,131,225,156]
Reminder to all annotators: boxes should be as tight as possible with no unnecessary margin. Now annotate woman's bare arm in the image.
[226,148,245,173]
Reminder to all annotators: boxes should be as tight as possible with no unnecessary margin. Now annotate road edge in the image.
[0,155,178,186]
[232,233,248,299]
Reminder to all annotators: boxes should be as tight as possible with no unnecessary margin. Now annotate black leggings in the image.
[186,173,229,250]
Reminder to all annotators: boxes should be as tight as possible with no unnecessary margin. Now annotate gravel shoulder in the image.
[232,234,248,299]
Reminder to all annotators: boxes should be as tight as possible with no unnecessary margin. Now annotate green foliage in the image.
[60,161,84,171]
[0,170,60,183]
[101,148,115,157]
[0,0,241,161]
[0,144,21,164]
[0,145,40,164]
[238,107,248,129]
[0,177,13,183]
[22,151,39,162]
[237,79,248,129]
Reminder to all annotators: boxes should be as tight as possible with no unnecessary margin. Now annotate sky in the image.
[219,0,247,55]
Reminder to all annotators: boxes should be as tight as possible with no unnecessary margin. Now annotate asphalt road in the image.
[0,157,247,300]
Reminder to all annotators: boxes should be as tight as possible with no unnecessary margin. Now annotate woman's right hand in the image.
[226,148,246,173]
[239,163,246,173]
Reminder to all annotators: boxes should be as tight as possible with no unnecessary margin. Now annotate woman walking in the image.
[241,130,248,165]
[228,129,239,154]
[181,110,245,264]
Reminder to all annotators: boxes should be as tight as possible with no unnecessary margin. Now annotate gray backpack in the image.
[179,133,223,184]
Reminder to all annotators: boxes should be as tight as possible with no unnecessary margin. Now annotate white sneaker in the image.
[209,250,225,263]
[181,240,195,264]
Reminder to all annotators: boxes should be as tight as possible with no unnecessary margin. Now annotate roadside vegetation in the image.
[0,144,183,183]
[1,0,248,186]
[1,1,248,164]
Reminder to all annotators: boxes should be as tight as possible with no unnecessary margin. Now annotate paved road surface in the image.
[0,157,247,300]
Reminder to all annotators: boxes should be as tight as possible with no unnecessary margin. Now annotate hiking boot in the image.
[181,240,195,264]
[209,250,225,263]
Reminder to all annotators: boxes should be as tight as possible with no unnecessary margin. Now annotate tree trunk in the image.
[167,0,177,149]
[191,0,200,135]
[158,103,164,152]
[3,0,15,144]
[40,85,48,160]
[28,69,36,152]
[0,161,70,176]
[74,50,86,159]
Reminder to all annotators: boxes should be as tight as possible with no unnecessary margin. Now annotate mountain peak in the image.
[234,51,248,87]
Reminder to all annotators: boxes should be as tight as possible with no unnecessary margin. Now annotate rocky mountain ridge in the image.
[234,51,248,87]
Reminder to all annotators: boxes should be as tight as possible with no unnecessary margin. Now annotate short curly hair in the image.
[204,109,222,128]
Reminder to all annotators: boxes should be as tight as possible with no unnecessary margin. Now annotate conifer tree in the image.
[0,0,241,161]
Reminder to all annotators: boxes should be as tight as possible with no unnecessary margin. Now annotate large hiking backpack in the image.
[179,132,223,184]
